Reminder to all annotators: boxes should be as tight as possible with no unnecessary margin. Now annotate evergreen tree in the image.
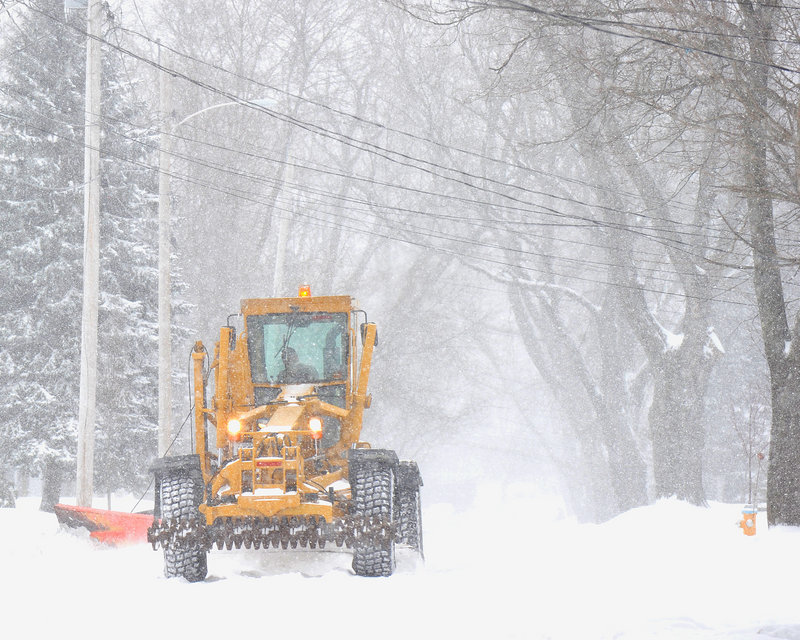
[0,1,85,508]
[93,47,160,501]
[0,1,159,507]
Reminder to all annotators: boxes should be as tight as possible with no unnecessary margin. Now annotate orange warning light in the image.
[299,285,311,297]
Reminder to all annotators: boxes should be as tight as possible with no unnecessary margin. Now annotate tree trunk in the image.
[599,409,650,511]
[0,472,14,508]
[510,284,648,518]
[39,461,65,513]
[596,295,649,510]
[767,368,800,523]
[749,140,800,524]
[748,180,800,524]
[736,1,800,525]
[649,351,708,504]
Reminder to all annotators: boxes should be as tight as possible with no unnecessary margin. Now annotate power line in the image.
[109,20,705,216]
[20,0,797,279]
[10,0,797,262]
[112,16,770,235]
[0,33,750,274]
[0,99,752,301]
[1,0,771,305]
[80,96,758,277]
[466,0,800,74]
[0,7,769,276]
[15,0,741,242]
[0,102,756,307]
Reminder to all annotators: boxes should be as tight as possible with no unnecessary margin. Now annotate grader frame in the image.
[148,290,422,580]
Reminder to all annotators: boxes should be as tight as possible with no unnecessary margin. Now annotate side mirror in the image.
[360,322,378,347]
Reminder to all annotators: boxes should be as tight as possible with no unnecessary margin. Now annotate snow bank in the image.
[3,494,800,639]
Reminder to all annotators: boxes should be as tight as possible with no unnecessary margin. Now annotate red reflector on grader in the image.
[256,460,282,467]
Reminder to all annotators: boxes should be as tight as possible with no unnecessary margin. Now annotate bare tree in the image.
[733,1,800,525]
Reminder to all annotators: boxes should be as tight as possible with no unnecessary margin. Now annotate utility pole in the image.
[76,0,102,507]
[158,45,173,456]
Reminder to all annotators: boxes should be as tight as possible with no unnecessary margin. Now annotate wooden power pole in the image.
[76,0,102,507]
[158,46,173,456]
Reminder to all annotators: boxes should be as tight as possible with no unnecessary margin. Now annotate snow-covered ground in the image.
[3,487,800,639]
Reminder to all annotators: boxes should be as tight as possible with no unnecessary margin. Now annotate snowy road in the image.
[3,492,800,639]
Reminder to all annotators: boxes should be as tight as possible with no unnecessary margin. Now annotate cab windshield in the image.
[246,312,348,385]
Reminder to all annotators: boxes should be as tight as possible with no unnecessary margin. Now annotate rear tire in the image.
[396,485,423,557]
[160,474,207,583]
[396,460,423,558]
[351,463,395,577]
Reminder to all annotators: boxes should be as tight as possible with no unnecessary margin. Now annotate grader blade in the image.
[54,503,153,545]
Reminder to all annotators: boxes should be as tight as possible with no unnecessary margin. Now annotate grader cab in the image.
[147,288,423,580]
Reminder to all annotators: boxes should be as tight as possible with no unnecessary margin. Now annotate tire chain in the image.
[148,514,396,552]
[396,488,422,551]
[350,464,396,577]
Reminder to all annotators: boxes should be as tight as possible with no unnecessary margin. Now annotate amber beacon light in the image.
[299,285,311,297]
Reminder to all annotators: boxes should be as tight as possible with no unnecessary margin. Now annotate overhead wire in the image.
[109,12,800,227]
[20,0,800,268]
[163,125,731,254]
[0,37,754,278]
[15,0,751,244]
[110,22,652,204]
[109,18,750,232]
[0,91,760,292]
[507,0,800,47]
[167,97,795,258]
[2,0,779,304]
[0,104,755,306]
[463,0,800,75]
[21,74,752,282]
[113,22,719,224]
[13,0,800,224]
[160,122,757,279]
[168,115,742,240]
[101,7,800,262]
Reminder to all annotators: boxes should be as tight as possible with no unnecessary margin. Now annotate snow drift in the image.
[3,490,800,639]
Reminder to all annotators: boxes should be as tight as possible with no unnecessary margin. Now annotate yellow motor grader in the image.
[147,287,423,580]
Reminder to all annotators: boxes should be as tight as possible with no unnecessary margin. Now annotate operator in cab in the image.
[277,346,318,383]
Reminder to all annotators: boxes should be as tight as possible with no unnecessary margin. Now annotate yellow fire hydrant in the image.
[739,505,757,536]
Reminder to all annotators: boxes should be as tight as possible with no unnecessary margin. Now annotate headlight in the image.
[227,418,242,437]
[308,416,323,440]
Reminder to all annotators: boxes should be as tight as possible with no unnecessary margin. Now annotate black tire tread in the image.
[351,463,395,577]
[396,486,423,556]
[161,474,207,582]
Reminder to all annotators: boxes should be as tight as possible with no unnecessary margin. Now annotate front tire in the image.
[160,473,207,583]
[351,462,396,577]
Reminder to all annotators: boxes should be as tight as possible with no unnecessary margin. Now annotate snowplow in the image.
[146,287,423,580]
[53,503,153,545]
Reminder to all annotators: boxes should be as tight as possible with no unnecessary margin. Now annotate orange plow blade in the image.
[54,504,153,545]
